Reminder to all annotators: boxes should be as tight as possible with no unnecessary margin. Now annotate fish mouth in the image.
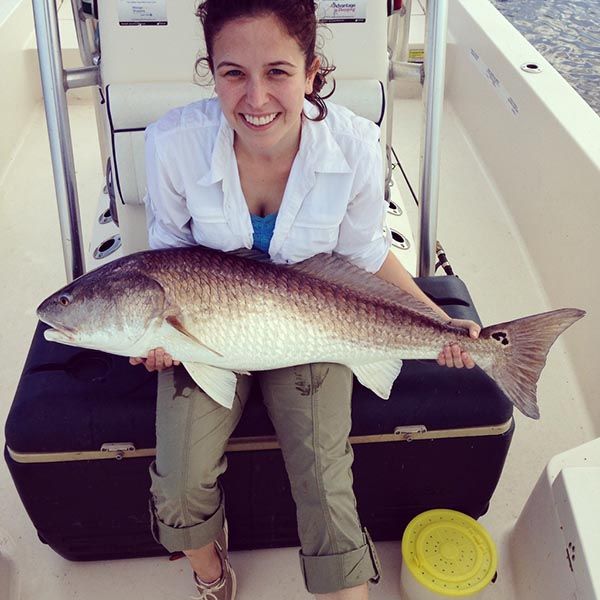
[42,325,76,344]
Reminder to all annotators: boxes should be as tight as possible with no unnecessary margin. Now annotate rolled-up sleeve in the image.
[335,141,391,272]
[144,124,196,250]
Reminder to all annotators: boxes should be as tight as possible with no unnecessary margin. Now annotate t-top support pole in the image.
[417,0,448,276]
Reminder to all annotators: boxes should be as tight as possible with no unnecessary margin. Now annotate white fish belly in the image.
[155,311,398,371]
[122,304,480,371]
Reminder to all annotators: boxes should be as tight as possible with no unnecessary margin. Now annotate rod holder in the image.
[388,0,412,63]
[391,60,423,82]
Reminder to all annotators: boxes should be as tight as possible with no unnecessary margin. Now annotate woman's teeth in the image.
[243,113,278,126]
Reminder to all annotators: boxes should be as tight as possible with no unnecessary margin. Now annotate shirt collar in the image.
[197,100,352,186]
[197,111,235,186]
[299,100,352,174]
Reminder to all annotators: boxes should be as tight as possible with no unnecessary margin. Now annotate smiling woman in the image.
[140,3,392,597]
[135,2,480,599]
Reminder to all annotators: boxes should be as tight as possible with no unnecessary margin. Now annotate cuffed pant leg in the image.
[149,365,251,552]
[259,364,381,594]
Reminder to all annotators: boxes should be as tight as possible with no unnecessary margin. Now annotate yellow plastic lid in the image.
[401,509,497,597]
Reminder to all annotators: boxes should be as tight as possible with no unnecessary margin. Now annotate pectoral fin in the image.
[183,362,239,409]
[348,359,403,399]
[166,315,223,357]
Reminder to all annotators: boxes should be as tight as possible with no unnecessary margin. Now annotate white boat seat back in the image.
[98,1,390,253]
[99,1,389,84]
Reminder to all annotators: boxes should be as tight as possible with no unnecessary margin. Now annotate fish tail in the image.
[480,308,585,419]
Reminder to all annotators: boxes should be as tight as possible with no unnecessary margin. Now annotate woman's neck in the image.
[233,121,302,165]
[234,122,303,217]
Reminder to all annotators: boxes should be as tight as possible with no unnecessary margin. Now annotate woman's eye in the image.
[269,68,288,77]
[223,69,243,78]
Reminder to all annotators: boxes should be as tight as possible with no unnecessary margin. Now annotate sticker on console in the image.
[470,48,520,117]
[119,0,167,26]
[317,1,367,23]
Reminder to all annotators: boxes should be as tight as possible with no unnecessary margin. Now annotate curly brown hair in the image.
[195,0,335,121]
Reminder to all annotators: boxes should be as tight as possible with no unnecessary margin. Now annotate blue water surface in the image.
[490,0,600,115]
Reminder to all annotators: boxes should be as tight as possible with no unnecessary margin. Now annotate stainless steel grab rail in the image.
[417,0,448,277]
[32,0,99,282]
[388,0,448,277]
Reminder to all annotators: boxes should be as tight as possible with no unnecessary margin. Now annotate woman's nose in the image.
[245,77,269,108]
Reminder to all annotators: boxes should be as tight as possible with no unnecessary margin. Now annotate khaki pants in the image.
[149,363,380,594]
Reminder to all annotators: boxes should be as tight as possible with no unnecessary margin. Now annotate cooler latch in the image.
[393,425,427,441]
[101,442,136,460]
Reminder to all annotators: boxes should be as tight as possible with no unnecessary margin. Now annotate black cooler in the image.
[4,276,514,560]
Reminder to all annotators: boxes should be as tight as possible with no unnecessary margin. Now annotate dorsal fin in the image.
[227,249,446,324]
[290,253,446,323]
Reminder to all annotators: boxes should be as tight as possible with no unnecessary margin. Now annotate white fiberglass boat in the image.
[1,1,599,599]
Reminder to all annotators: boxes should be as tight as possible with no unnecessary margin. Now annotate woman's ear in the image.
[305,57,321,94]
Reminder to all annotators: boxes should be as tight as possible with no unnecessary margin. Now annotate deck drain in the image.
[521,63,542,74]
[387,201,403,216]
[98,208,113,224]
[93,234,122,259]
[391,229,410,250]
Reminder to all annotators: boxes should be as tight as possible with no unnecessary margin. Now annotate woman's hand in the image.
[437,319,481,369]
[129,348,180,372]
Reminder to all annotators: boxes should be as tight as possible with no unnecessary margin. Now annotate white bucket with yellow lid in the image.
[400,509,497,599]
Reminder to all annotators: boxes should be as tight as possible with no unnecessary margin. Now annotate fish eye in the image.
[58,293,72,306]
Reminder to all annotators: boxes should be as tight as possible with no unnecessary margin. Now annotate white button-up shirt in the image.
[144,98,391,272]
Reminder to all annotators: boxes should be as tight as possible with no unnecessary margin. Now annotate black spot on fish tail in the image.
[491,331,510,346]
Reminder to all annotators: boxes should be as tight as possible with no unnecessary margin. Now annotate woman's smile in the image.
[241,112,280,128]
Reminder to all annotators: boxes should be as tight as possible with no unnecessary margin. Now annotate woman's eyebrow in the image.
[267,61,297,68]
[216,61,243,70]
[216,60,298,70]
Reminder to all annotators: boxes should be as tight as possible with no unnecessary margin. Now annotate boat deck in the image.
[0,89,592,599]
[1,0,597,597]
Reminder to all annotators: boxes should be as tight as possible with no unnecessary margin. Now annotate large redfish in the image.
[36,246,584,418]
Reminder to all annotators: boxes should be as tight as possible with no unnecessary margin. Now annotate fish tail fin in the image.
[480,308,585,419]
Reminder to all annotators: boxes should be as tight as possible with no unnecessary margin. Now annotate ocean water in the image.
[490,0,600,115]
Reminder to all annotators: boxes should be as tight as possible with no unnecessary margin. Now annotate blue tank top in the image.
[250,212,278,254]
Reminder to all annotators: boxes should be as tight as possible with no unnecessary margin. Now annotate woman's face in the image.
[212,14,319,157]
